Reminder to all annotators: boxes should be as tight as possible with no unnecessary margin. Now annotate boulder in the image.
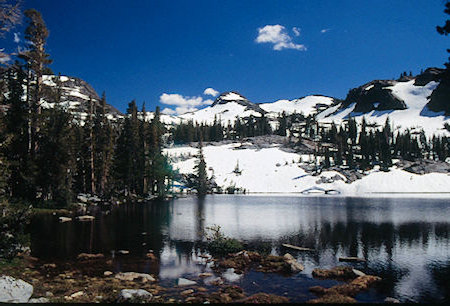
[177,278,197,286]
[0,276,33,303]
[115,272,155,283]
[77,194,89,203]
[283,253,304,272]
[103,271,113,276]
[385,297,401,303]
[117,289,152,303]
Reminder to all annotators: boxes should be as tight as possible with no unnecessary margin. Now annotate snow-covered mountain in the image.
[26,68,450,138]
[179,91,266,124]
[41,75,123,123]
[178,91,338,125]
[316,68,450,137]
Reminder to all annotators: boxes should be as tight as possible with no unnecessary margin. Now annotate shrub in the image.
[0,203,32,261]
[205,225,243,256]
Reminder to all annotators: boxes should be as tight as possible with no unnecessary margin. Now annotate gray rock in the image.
[77,194,89,203]
[28,297,50,303]
[384,297,401,303]
[76,215,95,221]
[352,269,366,277]
[115,272,155,282]
[177,278,197,286]
[283,253,304,272]
[59,216,72,223]
[0,276,33,303]
[117,289,152,303]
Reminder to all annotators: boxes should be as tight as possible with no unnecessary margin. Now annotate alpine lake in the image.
[29,195,450,303]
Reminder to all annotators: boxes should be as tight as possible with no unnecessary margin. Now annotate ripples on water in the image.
[30,195,450,303]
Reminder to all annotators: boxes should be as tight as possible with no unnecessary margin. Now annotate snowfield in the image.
[164,143,450,197]
[260,95,336,117]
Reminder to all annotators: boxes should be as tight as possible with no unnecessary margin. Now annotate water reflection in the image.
[30,195,450,302]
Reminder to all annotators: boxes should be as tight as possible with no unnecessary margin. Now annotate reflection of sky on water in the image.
[166,196,450,302]
[30,195,450,302]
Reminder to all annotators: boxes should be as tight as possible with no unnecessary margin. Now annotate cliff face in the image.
[341,79,407,113]
[41,75,123,121]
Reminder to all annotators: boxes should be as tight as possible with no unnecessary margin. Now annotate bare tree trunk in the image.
[89,99,96,195]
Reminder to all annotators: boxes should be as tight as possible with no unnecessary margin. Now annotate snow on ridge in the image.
[221,92,246,101]
[260,95,335,116]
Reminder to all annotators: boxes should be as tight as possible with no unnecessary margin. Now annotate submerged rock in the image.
[243,292,289,303]
[77,253,104,260]
[312,266,356,280]
[115,272,155,283]
[0,276,33,303]
[117,289,152,303]
[308,274,382,303]
[307,293,356,304]
[177,278,197,286]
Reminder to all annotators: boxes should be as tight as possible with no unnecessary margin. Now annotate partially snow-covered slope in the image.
[260,95,336,117]
[179,102,262,125]
[318,80,450,137]
[164,143,450,196]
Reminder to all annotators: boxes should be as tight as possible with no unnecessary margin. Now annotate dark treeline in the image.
[0,9,173,208]
[170,113,274,144]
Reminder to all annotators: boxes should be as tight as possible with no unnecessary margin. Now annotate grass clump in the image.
[205,225,243,256]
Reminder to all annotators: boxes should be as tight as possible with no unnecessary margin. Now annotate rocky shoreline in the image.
[0,249,391,304]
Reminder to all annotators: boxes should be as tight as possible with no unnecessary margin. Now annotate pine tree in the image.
[113,100,140,195]
[93,92,114,196]
[19,9,53,157]
[3,64,36,201]
[194,141,208,196]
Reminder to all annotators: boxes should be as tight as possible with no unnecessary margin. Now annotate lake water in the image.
[29,195,450,303]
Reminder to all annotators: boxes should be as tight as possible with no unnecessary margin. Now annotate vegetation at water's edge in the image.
[204,225,244,256]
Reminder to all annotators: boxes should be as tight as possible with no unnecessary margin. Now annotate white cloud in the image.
[160,93,213,115]
[203,87,219,97]
[320,28,330,34]
[13,33,20,43]
[255,24,306,51]
[292,27,300,37]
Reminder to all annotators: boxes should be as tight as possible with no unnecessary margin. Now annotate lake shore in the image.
[0,249,384,304]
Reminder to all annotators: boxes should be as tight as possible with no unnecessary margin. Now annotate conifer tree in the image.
[93,92,114,196]
[3,64,36,201]
[19,9,53,156]
[194,141,208,196]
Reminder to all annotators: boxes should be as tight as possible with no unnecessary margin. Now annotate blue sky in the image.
[3,0,449,114]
